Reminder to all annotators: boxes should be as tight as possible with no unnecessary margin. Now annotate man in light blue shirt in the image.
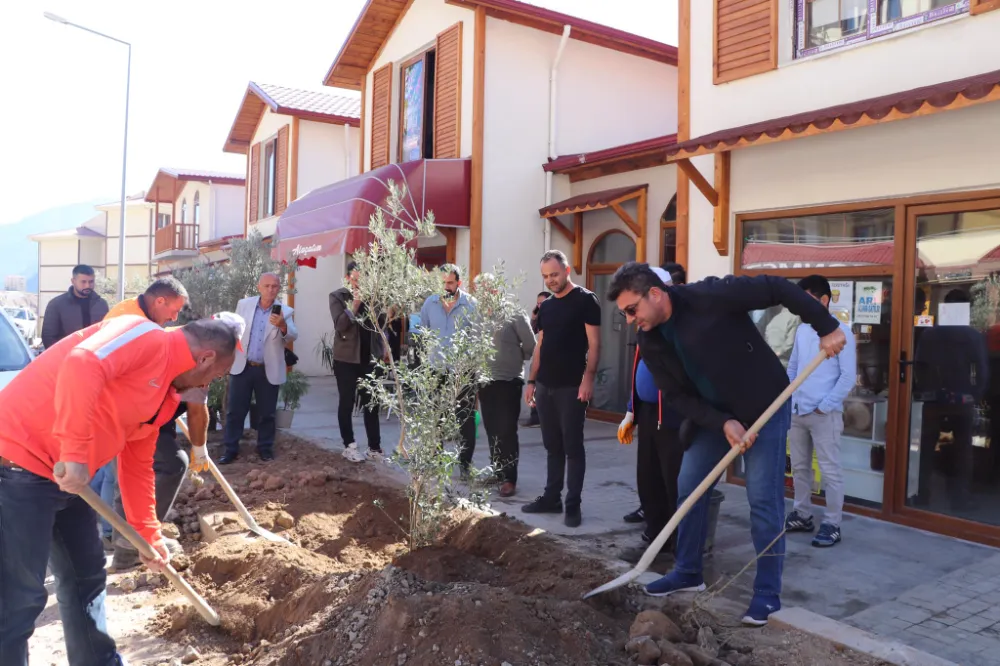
[784,275,856,548]
[418,265,478,473]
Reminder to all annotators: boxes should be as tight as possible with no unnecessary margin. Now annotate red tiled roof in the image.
[324,0,677,89]
[539,184,646,218]
[544,134,678,180]
[145,168,245,203]
[667,68,1000,162]
[741,241,928,268]
[224,82,360,154]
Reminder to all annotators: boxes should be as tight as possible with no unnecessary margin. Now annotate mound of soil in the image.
[143,433,888,666]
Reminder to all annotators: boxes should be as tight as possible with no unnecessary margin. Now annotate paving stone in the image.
[954,615,996,633]
[930,613,960,626]
[896,606,935,624]
[961,600,993,614]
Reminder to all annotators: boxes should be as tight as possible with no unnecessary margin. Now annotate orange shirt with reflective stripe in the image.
[0,315,195,544]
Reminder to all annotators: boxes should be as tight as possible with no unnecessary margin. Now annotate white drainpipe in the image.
[544,24,572,252]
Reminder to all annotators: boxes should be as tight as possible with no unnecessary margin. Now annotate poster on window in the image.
[828,280,854,325]
[855,281,883,324]
[400,58,426,162]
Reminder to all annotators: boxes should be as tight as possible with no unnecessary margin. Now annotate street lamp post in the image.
[44,12,131,302]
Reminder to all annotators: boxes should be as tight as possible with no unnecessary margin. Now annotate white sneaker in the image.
[342,443,365,463]
[366,449,384,463]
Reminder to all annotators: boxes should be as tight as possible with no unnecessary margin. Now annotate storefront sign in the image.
[855,282,883,324]
[915,315,934,327]
[829,281,854,324]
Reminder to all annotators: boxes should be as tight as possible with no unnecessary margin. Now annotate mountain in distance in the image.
[0,200,109,292]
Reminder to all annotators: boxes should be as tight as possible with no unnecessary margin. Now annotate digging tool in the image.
[583,349,830,600]
[52,462,221,627]
[176,417,294,545]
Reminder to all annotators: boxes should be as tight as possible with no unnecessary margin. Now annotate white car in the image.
[4,307,37,342]
[0,309,33,392]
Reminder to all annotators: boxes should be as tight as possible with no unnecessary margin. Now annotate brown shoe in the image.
[499,482,516,497]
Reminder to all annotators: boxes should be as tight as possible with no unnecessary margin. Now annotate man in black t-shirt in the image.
[523,250,602,527]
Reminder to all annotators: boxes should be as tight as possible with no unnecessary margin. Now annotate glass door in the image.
[898,200,1000,530]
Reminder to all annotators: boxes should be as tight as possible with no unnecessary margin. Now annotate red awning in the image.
[742,241,899,268]
[273,159,471,261]
[539,185,647,218]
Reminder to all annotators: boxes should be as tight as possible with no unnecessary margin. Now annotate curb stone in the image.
[769,607,958,666]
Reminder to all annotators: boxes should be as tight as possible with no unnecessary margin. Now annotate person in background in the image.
[476,273,536,498]
[88,464,116,550]
[618,265,686,563]
[608,263,844,626]
[522,291,551,428]
[221,273,298,464]
[523,250,601,528]
[329,261,386,463]
[765,307,801,369]
[419,265,479,475]
[40,264,109,349]
[623,262,686,527]
[784,275,857,548]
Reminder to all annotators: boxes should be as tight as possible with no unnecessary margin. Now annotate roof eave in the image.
[322,0,374,89]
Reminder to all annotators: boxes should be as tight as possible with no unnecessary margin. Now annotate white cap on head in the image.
[212,311,246,351]
[651,266,673,285]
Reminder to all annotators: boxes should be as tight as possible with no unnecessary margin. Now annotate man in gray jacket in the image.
[329,261,386,463]
[476,274,536,497]
[41,265,109,349]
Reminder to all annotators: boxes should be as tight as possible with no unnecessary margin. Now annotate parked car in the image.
[0,308,33,392]
[4,306,37,342]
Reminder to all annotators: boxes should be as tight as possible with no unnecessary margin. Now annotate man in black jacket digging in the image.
[607,264,845,626]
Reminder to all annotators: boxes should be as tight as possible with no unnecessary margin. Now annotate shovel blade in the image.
[582,570,639,599]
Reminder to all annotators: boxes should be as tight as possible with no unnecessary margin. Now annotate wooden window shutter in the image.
[249,142,260,222]
[713,0,777,84]
[370,64,393,169]
[433,22,463,159]
[276,125,290,215]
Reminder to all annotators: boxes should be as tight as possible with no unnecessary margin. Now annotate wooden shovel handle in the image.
[53,462,221,626]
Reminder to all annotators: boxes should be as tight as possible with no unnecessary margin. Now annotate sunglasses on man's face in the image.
[619,294,646,318]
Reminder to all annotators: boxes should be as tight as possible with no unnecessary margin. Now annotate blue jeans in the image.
[673,401,791,598]
[0,466,123,666]
[89,462,116,539]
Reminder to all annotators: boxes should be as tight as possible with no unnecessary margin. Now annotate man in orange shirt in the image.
[0,315,237,665]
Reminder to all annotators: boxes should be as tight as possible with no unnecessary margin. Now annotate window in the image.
[398,49,436,161]
[262,138,277,217]
[157,213,171,229]
[661,194,678,266]
[193,192,201,225]
[796,0,968,58]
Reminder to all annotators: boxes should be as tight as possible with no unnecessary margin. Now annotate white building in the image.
[673,0,1000,545]
[30,213,107,329]
[273,0,679,413]
[4,276,26,292]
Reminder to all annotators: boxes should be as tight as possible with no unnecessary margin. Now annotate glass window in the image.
[263,138,277,218]
[795,0,967,58]
[590,232,637,265]
[905,206,1000,527]
[193,192,201,225]
[741,208,895,270]
[662,226,677,266]
[399,50,436,162]
[0,313,31,372]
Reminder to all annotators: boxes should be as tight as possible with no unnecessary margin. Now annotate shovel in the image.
[176,417,294,546]
[583,350,830,599]
[53,462,221,627]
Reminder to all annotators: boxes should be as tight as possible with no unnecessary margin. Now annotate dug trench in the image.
[134,433,890,666]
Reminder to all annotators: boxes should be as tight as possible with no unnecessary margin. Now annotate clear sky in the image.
[0,0,676,227]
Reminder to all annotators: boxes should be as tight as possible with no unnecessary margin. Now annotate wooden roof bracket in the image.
[676,155,730,256]
[547,214,583,274]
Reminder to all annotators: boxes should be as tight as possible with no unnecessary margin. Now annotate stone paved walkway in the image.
[289,376,1000,666]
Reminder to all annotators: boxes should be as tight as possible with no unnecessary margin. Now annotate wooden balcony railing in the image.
[154,223,199,255]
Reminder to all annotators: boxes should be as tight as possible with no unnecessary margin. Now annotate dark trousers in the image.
[224,364,280,456]
[0,466,121,666]
[436,373,478,469]
[333,361,381,451]
[111,420,190,535]
[635,400,684,541]
[917,401,975,505]
[479,379,523,483]
[535,382,587,508]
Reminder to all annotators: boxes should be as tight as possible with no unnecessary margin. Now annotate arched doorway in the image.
[586,230,637,418]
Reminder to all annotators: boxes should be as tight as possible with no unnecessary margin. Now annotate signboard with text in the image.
[855,281,883,325]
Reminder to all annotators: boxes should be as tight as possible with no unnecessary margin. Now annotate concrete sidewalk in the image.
[290,376,1000,666]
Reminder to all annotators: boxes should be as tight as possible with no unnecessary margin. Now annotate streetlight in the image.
[44,11,131,302]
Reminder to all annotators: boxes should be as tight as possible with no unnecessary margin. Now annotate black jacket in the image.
[41,288,109,349]
[637,275,839,434]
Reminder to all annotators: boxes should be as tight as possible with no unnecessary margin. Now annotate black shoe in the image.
[218,453,239,465]
[624,507,645,523]
[258,451,275,462]
[522,495,563,514]
[564,506,582,528]
[522,418,541,428]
